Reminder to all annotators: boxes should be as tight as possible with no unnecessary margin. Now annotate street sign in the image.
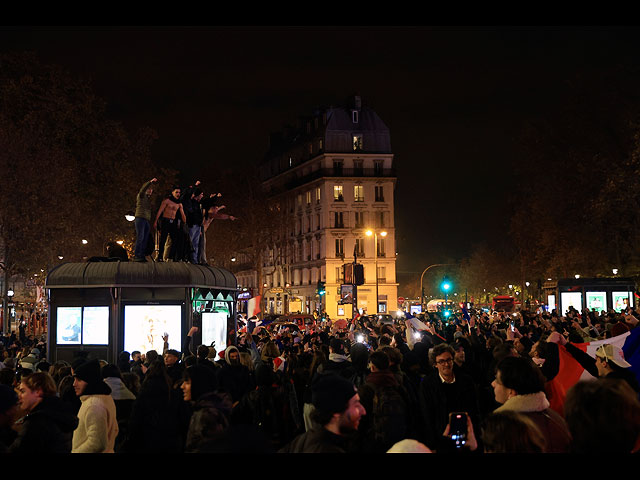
[398,297,405,304]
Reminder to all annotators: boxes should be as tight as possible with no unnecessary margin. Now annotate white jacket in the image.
[72,394,119,453]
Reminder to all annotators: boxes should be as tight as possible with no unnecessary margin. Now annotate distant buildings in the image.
[234,95,398,319]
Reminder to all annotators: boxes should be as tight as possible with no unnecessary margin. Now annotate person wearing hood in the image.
[9,372,78,453]
[71,358,119,453]
[216,345,254,406]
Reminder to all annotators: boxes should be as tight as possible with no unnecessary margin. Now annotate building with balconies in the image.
[235,95,398,319]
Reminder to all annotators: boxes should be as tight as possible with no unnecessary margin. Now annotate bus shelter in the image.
[543,277,636,315]
[45,261,238,364]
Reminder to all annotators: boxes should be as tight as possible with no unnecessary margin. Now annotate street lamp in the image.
[365,229,387,314]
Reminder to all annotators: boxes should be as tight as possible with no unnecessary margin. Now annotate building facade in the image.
[234,96,398,319]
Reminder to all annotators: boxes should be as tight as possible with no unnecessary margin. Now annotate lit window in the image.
[353,134,363,151]
[333,185,344,201]
[306,191,312,205]
[354,185,364,202]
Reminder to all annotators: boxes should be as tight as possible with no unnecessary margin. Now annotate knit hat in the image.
[596,344,632,368]
[311,374,356,414]
[224,345,239,365]
[0,384,18,413]
[73,358,103,384]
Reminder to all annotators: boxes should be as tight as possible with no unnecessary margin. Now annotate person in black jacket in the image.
[418,343,481,451]
[9,372,78,453]
[279,373,366,453]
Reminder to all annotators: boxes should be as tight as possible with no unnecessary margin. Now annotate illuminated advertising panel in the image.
[560,292,582,314]
[57,307,82,345]
[124,305,182,356]
[612,292,632,312]
[586,292,607,313]
[202,312,227,354]
[547,295,555,312]
[82,306,109,345]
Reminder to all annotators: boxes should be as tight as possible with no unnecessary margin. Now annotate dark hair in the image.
[369,351,390,371]
[564,378,640,453]
[430,343,455,366]
[482,411,546,453]
[379,346,402,367]
[496,356,545,395]
[183,365,217,402]
[101,363,122,379]
[145,350,160,364]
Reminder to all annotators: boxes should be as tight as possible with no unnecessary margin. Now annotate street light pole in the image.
[420,264,454,310]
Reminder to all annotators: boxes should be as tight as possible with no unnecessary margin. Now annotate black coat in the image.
[418,370,480,450]
[8,396,78,453]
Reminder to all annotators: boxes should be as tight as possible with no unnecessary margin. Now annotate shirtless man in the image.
[153,186,187,262]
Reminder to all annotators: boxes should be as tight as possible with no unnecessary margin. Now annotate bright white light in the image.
[82,239,88,245]
[613,268,619,275]
[357,334,365,343]
[575,274,580,279]
[116,240,124,245]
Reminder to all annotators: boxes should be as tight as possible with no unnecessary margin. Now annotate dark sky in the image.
[3,26,640,278]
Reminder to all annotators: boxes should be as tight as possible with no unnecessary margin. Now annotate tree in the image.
[0,52,165,277]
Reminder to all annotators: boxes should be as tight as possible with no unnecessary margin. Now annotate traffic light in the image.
[317,281,326,296]
[441,276,452,293]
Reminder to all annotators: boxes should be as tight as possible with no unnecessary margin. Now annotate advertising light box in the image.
[82,306,110,345]
[560,292,582,314]
[57,307,82,345]
[202,312,227,354]
[124,305,182,356]
[547,294,556,312]
[613,292,633,312]
[586,292,607,313]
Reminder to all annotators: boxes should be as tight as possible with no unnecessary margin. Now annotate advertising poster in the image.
[547,294,556,312]
[82,306,110,345]
[57,307,82,344]
[586,292,607,313]
[340,284,354,304]
[202,311,227,353]
[612,292,632,312]
[560,292,582,314]
[124,305,182,356]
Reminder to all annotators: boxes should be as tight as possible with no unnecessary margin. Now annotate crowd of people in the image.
[1,304,640,454]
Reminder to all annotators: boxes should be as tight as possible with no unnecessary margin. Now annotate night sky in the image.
[3,26,640,280]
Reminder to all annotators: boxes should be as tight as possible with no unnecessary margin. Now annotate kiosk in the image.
[45,262,237,364]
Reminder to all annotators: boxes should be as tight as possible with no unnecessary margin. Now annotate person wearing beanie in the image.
[71,358,119,453]
[279,373,366,453]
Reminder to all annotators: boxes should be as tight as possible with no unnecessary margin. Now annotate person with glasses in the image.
[418,343,480,451]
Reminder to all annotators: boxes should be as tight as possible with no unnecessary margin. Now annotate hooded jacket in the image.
[9,396,78,453]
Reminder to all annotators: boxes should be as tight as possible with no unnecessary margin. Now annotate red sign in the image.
[398,297,405,304]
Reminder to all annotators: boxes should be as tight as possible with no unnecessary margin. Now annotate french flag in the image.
[546,328,640,415]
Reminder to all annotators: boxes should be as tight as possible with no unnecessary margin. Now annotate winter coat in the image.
[9,396,78,453]
[120,375,188,453]
[494,391,572,453]
[278,427,352,453]
[72,391,119,453]
[418,370,480,450]
[357,369,410,453]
